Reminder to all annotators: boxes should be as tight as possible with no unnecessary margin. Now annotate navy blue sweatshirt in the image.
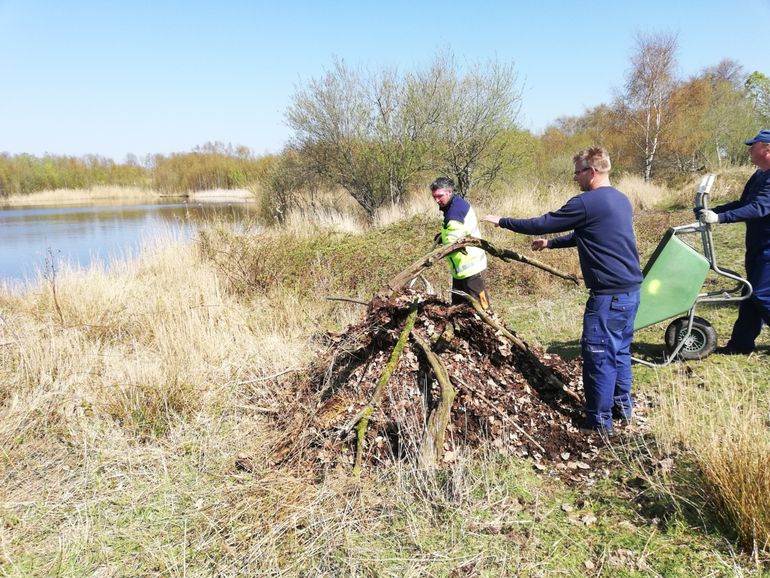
[499,186,642,294]
[713,169,770,262]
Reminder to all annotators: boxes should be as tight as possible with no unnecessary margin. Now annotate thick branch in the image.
[412,333,456,469]
[352,300,419,477]
[378,237,579,300]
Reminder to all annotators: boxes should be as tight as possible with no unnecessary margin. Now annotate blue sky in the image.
[2,0,769,161]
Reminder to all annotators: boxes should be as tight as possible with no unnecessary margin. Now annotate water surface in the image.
[0,199,258,283]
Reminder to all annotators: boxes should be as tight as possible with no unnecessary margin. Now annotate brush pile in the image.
[271,288,610,482]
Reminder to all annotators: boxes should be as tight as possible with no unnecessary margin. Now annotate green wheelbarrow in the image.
[632,174,753,367]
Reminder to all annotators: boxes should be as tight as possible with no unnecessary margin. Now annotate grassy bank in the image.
[1,171,769,575]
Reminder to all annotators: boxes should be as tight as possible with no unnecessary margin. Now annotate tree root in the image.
[352,299,419,477]
[412,333,456,469]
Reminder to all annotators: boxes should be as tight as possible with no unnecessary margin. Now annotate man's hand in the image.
[699,209,719,225]
[531,239,548,251]
[482,215,501,226]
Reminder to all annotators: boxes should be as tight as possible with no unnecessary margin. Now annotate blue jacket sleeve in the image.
[713,171,770,223]
[548,233,576,248]
[716,180,770,223]
[498,196,586,236]
[712,199,745,214]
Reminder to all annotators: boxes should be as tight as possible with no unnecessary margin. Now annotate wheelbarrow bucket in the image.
[632,174,752,367]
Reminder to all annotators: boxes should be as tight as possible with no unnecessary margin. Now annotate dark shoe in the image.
[612,407,633,424]
[715,346,753,355]
[578,420,614,435]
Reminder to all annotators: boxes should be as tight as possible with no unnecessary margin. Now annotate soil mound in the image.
[272,290,607,481]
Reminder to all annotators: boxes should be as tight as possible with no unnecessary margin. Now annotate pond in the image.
[0,199,259,283]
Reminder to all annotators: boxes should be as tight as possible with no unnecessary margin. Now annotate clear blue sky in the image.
[2,0,769,162]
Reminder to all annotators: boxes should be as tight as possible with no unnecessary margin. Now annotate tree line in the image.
[3,34,768,220]
[0,142,271,197]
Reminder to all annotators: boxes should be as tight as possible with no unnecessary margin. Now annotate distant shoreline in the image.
[1,186,255,207]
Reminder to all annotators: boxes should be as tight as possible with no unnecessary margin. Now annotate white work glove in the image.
[699,209,719,225]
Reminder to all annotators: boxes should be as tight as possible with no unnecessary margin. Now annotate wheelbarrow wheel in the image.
[664,316,718,360]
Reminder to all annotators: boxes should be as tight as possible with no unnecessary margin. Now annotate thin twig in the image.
[325,296,370,306]
[236,367,305,385]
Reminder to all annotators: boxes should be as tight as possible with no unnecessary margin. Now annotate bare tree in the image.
[285,53,523,216]
[286,58,428,218]
[417,54,522,197]
[622,32,678,181]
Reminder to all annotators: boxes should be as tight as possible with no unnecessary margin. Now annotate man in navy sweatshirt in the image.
[483,147,642,433]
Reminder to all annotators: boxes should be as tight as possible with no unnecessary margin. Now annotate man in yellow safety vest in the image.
[431,176,490,310]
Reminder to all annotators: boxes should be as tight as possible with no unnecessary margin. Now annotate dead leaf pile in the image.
[272,290,610,481]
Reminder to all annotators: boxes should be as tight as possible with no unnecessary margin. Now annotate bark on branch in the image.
[378,237,579,300]
[352,300,419,477]
[412,333,456,469]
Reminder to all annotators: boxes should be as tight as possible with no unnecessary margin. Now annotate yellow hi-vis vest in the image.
[441,198,487,280]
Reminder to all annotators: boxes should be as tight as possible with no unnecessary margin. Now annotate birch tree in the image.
[622,32,678,181]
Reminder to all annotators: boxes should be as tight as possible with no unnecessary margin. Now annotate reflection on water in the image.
[0,199,259,282]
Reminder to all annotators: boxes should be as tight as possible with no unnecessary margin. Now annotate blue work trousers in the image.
[581,290,640,429]
[727,255,770,352]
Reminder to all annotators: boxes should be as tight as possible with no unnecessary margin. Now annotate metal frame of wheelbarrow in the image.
[632,174,753,367]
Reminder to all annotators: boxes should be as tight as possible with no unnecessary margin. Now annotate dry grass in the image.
[188,188,254,202]
[0,235,325,468]
[0,185,163,206]
[650,365,770,553]
[614,174,671,211]
[665,166,756,209]
[282,205,364,234]
[0,173,766,574]
[372,190,435,228]
[0,231,363,573]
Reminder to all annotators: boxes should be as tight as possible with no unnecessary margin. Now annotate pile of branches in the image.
[266,238,615,481]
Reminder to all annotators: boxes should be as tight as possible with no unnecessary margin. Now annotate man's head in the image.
[745,130,770,171]
[572,147,612,192]
[430,176,454,208]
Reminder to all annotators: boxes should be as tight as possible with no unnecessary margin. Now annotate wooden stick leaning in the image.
[453,375,546,455]
[411,333,456,469]
[352,299,419,477]
[457,291,583,405]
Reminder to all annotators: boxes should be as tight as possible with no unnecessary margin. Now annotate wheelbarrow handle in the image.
[694,174,716,211]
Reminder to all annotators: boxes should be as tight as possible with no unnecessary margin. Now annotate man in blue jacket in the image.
[483,147,642,433]
[698,129,770,354]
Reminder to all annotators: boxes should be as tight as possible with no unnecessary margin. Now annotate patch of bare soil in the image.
[272,290,614,482]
